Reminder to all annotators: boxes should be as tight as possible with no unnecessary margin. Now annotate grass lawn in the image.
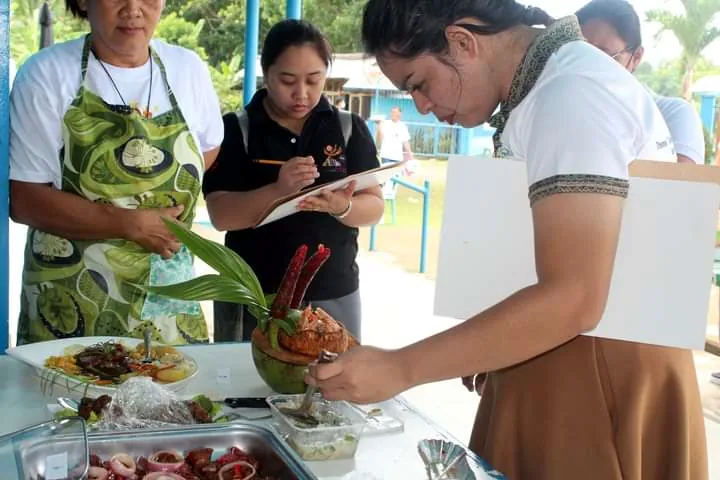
[358,158,448,279]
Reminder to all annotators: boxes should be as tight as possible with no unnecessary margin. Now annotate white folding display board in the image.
[434,156,720,350]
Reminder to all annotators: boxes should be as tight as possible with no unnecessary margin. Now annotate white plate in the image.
[6,336,198,399]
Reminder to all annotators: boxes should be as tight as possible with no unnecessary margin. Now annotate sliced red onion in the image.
[217,460,256,480]
[143,473,186,480]
[147,450,185,472]
[109,453,136,477]
[87,466,109,480]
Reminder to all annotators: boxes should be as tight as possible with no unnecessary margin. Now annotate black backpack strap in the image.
[337,109,353,146]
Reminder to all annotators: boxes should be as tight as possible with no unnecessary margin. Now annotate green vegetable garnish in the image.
[192,394,223,419]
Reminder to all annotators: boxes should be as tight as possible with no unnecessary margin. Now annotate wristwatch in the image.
[330,199,352,219]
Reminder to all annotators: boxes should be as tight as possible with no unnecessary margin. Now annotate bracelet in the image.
[330,199,352,219]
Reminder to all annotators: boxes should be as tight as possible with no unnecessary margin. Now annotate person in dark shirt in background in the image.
[202,19,384,343]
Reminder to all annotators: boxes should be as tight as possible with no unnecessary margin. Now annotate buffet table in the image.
[0,342,479,479]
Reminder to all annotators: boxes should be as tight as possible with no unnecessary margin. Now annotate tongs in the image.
[278,350,338,427]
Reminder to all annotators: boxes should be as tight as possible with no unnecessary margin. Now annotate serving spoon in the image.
[142,327,153,364]
[278,350,337,426]
[57,397,80,412]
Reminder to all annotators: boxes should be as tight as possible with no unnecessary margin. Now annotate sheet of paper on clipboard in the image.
[254,160,406,228]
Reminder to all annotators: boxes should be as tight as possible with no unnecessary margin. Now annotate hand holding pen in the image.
[269,156,319,195]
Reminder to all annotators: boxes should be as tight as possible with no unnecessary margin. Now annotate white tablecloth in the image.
[0,342,484,479]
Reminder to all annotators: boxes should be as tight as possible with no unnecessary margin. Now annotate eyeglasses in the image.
[607,46,638,69]
[609,47,632,60]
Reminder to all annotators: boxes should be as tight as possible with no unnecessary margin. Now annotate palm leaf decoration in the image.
[138,220,331,350]
[137,219,271,331]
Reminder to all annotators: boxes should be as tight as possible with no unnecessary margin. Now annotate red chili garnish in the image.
[270,244,308,318]
[289,244,332,309]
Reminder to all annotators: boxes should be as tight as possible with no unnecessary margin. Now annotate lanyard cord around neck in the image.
[92,48,154,118]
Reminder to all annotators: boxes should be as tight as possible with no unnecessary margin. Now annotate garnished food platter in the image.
[6,336,198,398]
[11,421,316,480]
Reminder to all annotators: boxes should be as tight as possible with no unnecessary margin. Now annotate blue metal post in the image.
[0,0,9,350]
[286,0,302,19]
[459,128,472,156]
[419,180,430,274]
[699,94,717,135]
[243,0,260,106]
[369,225,377,251]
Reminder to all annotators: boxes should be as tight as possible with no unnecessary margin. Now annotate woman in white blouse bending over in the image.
[307,1,708,479]
[9,0,223,345]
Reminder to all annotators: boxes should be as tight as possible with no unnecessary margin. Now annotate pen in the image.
[254,159,285,166]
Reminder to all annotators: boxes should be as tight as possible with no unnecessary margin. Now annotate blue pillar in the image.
[243,0,260,106]
[699,94,717,135]
[419,180,430,274]
[458,128,472,156]
[0,0,9,350]
[286,0,302,19]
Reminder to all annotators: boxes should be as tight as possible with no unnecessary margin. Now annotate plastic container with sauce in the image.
[267,393,367,461]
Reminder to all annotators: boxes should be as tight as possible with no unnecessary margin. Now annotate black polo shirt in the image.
[202,89,379,301]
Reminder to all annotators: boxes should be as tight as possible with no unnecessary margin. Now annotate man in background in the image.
[377,106,413,165]
[334,97,347,110]
[577,0,705,164]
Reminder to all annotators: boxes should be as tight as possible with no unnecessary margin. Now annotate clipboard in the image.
[434,156,720,350]
[254,160,406,228]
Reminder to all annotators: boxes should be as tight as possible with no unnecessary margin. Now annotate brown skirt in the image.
[470,336,708,480]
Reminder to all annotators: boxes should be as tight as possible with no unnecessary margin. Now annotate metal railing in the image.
[369,177,431,273]
[406,121,464,158]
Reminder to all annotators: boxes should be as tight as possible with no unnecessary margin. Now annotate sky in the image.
[533,0,720,66]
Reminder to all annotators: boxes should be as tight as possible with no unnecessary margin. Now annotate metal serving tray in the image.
[13,422,316,479]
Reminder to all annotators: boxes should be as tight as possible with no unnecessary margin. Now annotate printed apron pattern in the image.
[17,36,208,345]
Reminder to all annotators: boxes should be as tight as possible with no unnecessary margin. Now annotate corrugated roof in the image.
[693,75,720,95]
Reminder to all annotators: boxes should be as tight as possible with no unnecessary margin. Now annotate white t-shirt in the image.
[379,119,410,161]
[9,58,15,89]
[650,90,705,163]
[10,36,224,189]
[499,41,675,204]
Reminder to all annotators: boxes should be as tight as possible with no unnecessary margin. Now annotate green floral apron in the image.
[16,36,208,345]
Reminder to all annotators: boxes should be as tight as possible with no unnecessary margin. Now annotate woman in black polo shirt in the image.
[202,19,384,343]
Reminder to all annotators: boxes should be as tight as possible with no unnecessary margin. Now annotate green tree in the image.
[163,0,366,70]
[155,12,242,113]
[635,57,720,97]
[10,0,86,64]
[647,0,720,100]
[304,0,366,52]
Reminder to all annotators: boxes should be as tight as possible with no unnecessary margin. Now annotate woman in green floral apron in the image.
[9,0,222,345]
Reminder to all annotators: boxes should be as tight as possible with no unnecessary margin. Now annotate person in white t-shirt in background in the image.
[577,0,705,164]
[377,106,413,165]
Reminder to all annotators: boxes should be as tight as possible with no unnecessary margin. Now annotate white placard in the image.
[44,452,68,480]
[434,156,719,350]
[216,367,231,384]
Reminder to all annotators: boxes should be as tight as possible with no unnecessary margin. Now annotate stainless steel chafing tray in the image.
[7,421,317,479]
[0,417,89,480]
